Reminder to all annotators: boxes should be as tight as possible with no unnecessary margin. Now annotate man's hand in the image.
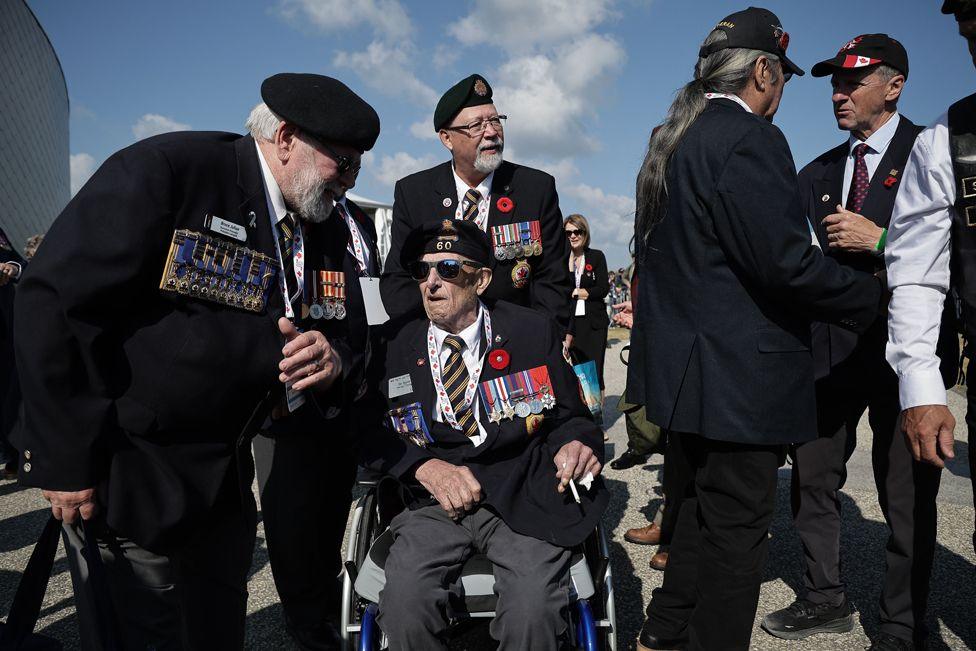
[42,488,97,524]
[901,404,956,468]
[414,459,482,519]
[553,441,602,494]
[278,317,342,391]
[0,262,18,287]
[823,205,884,253]
[612,301,633,328]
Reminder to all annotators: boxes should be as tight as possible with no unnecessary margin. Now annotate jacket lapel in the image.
[811,151,846,246]
[486,161,516,231]
[857,117,921,228]
[433,162,460,220]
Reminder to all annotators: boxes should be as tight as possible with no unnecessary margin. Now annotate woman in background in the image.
[565,214,610,406]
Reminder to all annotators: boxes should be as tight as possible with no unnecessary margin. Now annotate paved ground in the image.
[1,328,974,649]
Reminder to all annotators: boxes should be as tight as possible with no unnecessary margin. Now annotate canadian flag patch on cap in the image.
[842,54,881,68]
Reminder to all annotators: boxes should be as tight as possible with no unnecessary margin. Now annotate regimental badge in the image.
[526,413,544,436]
[490,220,542,262]
[474,78,488,96]
[511,259,531,288]
[387,402,434,448]
[479,365,555,425]
[159,229,278,313]
[310,270,346,320]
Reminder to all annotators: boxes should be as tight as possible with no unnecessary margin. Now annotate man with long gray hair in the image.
[626,8,885,650]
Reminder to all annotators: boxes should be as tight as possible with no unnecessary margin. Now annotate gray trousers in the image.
[61,501,255,650]
[377,504,571,651]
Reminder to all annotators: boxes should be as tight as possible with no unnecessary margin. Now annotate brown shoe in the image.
[624,522,662,545]
[649,551,669,571]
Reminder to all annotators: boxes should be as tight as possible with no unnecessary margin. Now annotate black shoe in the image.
[610,449,649,470]
[761,597,854,640]
[285,620,341,651]
[868,633,915,650]
[637,628,687,650]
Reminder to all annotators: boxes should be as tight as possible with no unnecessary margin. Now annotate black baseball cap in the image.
[943,0,976,21]
[699,7,805,77]
[811,34,909,78]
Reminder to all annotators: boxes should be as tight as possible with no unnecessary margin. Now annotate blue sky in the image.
[29,0,974,267]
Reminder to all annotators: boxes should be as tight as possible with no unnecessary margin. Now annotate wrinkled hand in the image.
[42,488,97,524]
[823,205,884,253]
[414,459,482,519]
[612,301,633,328]
[278,318,342,391]
[553,441,602,494]
[0,263,18,286]
[901,404,955,468]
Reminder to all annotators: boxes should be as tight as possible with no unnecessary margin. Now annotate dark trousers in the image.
[63,490,256,650]
[792,348,941,642]
[571,318,608,390]
[658,432,692,549]
[643,432,781,651]
[253,430,358,629]
[967,379,976,535]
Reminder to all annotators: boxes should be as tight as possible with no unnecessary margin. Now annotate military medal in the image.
[525,413,544,436]
[387,402,434,448]
[314,271,346,320]
[309,303,324,320]
[511,259,531,288]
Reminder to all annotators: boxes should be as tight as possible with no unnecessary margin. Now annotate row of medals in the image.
[308,298,346,320]
[308,272,346,320]
[494,239,542,261]
[488,387,555,423]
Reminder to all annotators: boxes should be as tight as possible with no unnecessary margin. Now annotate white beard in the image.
[289,154,339,224]
[473,138,504,174]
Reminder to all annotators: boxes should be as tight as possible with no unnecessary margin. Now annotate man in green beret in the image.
[380,74,574,336]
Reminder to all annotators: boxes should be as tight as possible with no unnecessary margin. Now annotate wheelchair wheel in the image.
[341,490,381,650]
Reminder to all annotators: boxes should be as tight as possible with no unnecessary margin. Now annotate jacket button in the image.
[24,450,31,460]
[23,462,31,473]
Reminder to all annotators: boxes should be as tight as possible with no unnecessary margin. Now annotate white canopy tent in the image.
[346,191,393,271]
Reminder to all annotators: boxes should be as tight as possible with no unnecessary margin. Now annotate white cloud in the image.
[448,0,616,54]
[409,120,438,140]
[70,153,96,196]
[132,114,191,141]
[334,41,438,108]
[371,151,439,188]
[562,182,635,249]
[274,0,412,41]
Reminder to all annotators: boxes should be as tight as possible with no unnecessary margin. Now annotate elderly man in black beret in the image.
[360,219,606,650]
[12,73,379,648]
[380,74,574,338]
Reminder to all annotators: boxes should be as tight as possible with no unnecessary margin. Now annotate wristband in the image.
[875,228,888,253]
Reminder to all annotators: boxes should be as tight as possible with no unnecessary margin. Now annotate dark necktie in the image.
[277,213,301,312]
[462,189,482,221]
[845,142,870,213]
[442,335,478,437]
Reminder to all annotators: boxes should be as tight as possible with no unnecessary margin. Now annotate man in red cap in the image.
[762,34,957,650]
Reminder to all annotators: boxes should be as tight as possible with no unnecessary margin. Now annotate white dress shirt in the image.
[431,304,488,445]
[452,167,494,231]
[841,113,901,209]
[885,112,954,409]
[255,141,305,308]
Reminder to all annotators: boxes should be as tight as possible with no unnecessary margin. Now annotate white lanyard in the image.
[276,217,305,320]
[573,253,586,289]
[455,191,491,231]
[427,310,493,430]
[339,203,369,275]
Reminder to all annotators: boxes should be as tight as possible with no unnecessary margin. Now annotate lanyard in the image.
[275,217,305,320]
[338,202,369,276]
[427,310,493,430]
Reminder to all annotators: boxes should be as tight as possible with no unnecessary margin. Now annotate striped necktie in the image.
[442,334,479,437]
[462,189,482,221]
[277,213,301,310]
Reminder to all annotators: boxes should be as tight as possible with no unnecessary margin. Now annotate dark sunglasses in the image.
[565,229,585,237]
[318,141,362,175]
[408,258,484,281]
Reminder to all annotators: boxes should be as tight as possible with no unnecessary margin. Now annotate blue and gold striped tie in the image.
[461,189,481,221]
[442,335,479,437]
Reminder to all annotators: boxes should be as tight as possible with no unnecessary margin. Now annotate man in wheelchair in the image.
[359,219,608,650]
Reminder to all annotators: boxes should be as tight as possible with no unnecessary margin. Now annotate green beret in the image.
[433,74,494,131]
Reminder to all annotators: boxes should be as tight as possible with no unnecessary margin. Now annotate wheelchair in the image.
[339,478,618,650]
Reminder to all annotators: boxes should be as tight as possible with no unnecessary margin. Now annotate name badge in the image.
[360,277,390,326]
[206,214,247,242]
[389,374,413,398]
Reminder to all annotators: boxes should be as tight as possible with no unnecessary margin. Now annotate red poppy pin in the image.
[585,263,593,272]
[489,349,510,370]
[884,176,898,188]
[496,197,514,213]
[416,358,425,366]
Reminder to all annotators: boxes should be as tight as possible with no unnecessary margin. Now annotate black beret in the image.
[433,74,494,131]
[400,219,491,269]
[811,33,909,78]
[261,73,380,153]
[943,0,976,20]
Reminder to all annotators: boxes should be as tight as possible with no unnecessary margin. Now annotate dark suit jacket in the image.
[380,160,573,330]
[569,247,610,333]
[13,132,359,552]
[801,116,959,385]
[628,99,882,446]
[0,230,25,441]
[360,301,607,547]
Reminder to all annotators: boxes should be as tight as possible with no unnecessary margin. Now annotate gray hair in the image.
[635,29,781,246]
[874,63,904,82]
[245,103,284,142]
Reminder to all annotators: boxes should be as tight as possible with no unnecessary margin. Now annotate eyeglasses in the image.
[443,115,508,136]
[318,141,361,175]
[565,229,585,237]
[408,258,484,281]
